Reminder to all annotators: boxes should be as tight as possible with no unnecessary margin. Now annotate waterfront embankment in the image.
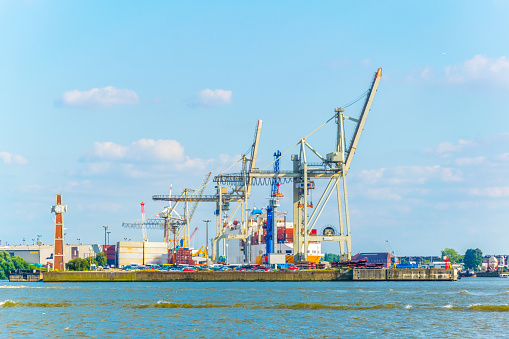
[43,268,457,282]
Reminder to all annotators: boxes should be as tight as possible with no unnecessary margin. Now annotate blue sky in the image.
[0,1,508,256]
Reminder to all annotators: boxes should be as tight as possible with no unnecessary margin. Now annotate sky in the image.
[0,1,508,257]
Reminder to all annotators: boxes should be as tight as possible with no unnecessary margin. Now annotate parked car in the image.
[182,266,198,271]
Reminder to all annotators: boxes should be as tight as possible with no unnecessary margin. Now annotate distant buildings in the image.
[0,244,106,268]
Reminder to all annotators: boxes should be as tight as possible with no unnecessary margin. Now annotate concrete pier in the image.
[353,268,457,281]
[43,268,457,282]
[43,269,353,282]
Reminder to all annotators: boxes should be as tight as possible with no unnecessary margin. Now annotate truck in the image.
[278,263,299,271]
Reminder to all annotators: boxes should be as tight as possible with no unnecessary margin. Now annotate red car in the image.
[182,266,198,271]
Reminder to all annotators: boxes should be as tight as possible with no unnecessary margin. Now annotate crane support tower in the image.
[266,150,282,255]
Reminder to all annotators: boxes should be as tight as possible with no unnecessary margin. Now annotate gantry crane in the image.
[214,68,382,261]
[153,121,263,261]
[123,173,211,249]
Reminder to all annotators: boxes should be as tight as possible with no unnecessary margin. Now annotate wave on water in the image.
[467,304,509,312]
[0,285,72,290]
[0,286,46,289]
[131,302,408,310]
[259,303,404,310]
[0,300,71,307]
[133,301,244,309]
[388,289,413,294]
[458,290,471,295]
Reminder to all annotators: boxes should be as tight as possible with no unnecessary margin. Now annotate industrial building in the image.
[0,243,107,267]
[116,241,168,267]
[352,252,394,268]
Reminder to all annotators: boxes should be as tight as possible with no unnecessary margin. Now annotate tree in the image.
[0,251,34,279]
[87,257,97,266]
[464,248,483,269]
[440,248,463,263]
[322,253,340,262]
[66,258,90,271]
[96,252,107,267]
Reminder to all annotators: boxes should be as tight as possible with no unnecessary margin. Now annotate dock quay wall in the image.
[353,268,457,281]
[9,270,44,282]
[43,268,457,282]
[43,270,353,282]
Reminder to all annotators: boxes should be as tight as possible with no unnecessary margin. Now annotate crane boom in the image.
[188,172,211,222]
[246,120,262,199]
[344,68,382,174]
[122,219,166,230]
[190,226,198,241]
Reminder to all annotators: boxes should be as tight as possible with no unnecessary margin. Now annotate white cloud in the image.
[88,139,185,163]
[61,86,139,108]
[192,89,232,108]
[91,142,127,159]
[455,157,485,166]
[364,188,401,201]
[469,186,509,198]
[425,139,474,155]
[80,138,220,177]
[389,165,463,184]
[356,168,385,184]
[0,151,28,164]
[175,157,212,171]
[496,153,509,161]
[445,55,509,87]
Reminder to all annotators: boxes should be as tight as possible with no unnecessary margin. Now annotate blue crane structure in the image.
[266,150,282,255]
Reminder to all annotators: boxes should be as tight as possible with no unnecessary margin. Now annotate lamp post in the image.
[203,220,211,264]
[107,232,111,246]
[226,243,229,264]
[103,226,108,247]
[77,238,81,245]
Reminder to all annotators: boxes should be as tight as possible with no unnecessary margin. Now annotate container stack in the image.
[316,262,327,270]
[117,242,144,267]
[295,260,316,270]
[168,249,194,265]
[116,242,169,267]
[285,228,293,243]
[330,259,385,269]
[103,245,116,267]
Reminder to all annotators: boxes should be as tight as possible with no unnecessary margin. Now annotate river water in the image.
[1,277,509,338]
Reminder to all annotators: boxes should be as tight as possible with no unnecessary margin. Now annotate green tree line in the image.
[0,251,35,280]
[66,252,107,271]
[440,248,484,269]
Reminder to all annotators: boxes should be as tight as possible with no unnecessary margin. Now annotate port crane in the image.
[214,68,382,261]
[153,69,381,263]
[123,173,211,249]
[153,121,263,261]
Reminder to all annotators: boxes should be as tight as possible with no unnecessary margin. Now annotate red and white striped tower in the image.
[51,194,67,271]
[141,202,148,242]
